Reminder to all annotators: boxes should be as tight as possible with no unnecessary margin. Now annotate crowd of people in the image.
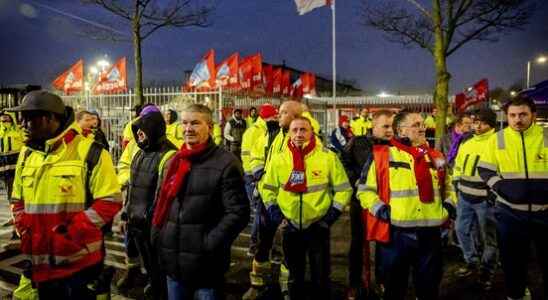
[0,90,546,300]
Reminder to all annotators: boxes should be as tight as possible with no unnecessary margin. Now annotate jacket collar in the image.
[508,122,540,137]
[473,128,495,141]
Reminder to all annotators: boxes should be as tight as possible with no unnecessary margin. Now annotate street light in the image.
[526,55,547,88]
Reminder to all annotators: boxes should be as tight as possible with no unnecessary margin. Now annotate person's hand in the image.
[443,201,456,220]
[375,204,391,222]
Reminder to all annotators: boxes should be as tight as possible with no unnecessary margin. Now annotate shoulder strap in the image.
[85,142,103,208]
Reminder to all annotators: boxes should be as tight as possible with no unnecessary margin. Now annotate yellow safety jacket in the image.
[453,129,494,202]
[0,119,24,173]
[260,143,352,229]
[117,139,140,187]
[246,116,258,129]
[122,117,139,148]
[357,146,454,228]
[241,117,266,175]
[11,121,121,282]
[477,124,548,211]
[213,123,222,145]
[166,122,184,148]
[350,117,371,136]
[424,115,435,129]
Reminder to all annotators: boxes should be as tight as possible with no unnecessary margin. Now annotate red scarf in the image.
[152,142,209,229]
[390,139,435,203]
[284,135,316,193]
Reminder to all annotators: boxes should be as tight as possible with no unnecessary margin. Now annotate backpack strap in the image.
[85,142,103,209]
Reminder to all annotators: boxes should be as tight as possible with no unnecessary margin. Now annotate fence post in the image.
[218,86,223,124]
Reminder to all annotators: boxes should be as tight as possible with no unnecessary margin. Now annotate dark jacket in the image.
[154,140,249,285]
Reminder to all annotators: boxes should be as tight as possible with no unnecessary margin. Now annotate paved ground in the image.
[0,189,543,299]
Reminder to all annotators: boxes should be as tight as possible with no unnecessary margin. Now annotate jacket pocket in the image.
[49,164,85,201]
[178,224,205,254]
[49,231,87,266]
[21,167,36,202]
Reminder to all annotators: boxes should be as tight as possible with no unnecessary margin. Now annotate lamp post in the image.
[526,55,547,88]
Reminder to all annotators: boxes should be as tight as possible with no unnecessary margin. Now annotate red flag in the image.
[301,72,317,96]
[291,77,303,99]
[188,49,216,89]
[239,53,262,91]
[457,78,489,112]
[52,59,84,95]
[263,64,273,96]
[272,68,282,95]
[216,52,239,89]
[281,70,291,97]
[93,57,127,94]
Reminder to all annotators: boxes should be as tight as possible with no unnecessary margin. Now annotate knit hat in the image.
[259,103,278,119]
[339,115,350,126]
[474,108,497,128]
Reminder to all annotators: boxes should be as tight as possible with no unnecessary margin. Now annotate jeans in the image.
[377,226,442,300]
[166,276,221,300]
[455,194,498,272]
[244,175,258,247]
[495,203,548,299]
[283,223,331,300]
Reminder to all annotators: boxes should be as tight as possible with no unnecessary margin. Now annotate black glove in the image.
[267,205,283,229]
[320,206,342,227]
[443,202,456,220]
[375,204,391,222]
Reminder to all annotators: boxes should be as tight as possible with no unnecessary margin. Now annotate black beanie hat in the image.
[474,109,497,128]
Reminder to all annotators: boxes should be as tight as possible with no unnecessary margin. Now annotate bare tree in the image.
[360,0,536,148]
[84,0,215,105]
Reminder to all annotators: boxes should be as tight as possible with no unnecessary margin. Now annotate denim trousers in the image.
[166,276,221,300]
[455,194,498,272]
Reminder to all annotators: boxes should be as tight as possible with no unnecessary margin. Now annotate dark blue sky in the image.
[1,0,548,94]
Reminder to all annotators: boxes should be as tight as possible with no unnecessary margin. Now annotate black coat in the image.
[153,140,249,286]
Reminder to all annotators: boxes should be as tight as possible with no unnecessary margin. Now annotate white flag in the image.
[294,0,331,15]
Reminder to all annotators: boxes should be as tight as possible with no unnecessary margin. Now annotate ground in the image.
[0,191,543,299]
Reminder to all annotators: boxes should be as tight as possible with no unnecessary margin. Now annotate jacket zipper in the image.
[520,132,531,213]
[299,193,303,231]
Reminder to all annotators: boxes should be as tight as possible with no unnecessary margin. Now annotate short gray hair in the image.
[181,104,213,124]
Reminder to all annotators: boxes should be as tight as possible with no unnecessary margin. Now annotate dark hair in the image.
[234,108,242,114]
[503,94,536,113]
[249,107,257,112]
[392,109,414,133]
[473,108,497,128]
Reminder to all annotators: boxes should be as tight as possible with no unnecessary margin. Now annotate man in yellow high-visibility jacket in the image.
[477,96,548,300]
[0,112,24,203]
[357,110,455,300]
[351,108,372,136]
[261,116,351,299]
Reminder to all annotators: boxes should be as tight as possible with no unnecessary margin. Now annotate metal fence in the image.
[57,88,439,162]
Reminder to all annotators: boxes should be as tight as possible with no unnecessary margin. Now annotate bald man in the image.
[244,100,303,299]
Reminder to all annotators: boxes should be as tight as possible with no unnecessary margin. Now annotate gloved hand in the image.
[375,204,391,222]
[319,206,342,227]
[443,201,456,220]
[267,205,284,229]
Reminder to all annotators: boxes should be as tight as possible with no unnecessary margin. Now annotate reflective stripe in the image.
[497,130,505,150]
[262,184,277,192]
[460,175,484,183]
[98,195,122,203]
[25,203,86,214]
[333,182,351,192]
[84,208,105,228]
[0,165,16,172]
[391,189,418,198]
[497,197,548,212]
[391,218,446,227]
[264,202,274,210]
[332,202,344,211]
[251,165,264,175]
[458,183,488,197]
[486,176,501,188]
[501,172,548,179]
[30,240,103,266]
[357,184,376,192]
[307,183,328,193]
[241,150,251,156]
[477,161,497,171]
[370,200,385,216]
[544,127,548,147]
[289,219,312,230]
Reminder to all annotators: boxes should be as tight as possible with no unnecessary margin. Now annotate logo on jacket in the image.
[289,171,305,185]
[536,152,547,162]
[311,170,322,178]
[60,185,73,195]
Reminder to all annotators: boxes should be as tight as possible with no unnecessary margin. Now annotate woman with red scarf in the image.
[357,111,456,300]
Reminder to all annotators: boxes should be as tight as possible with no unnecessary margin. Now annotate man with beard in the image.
[224,108,247,158]
[9,90,121,298]
[121,105,177,299]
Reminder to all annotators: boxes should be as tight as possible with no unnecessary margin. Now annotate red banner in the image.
[216,52,239,89]
[189,49,216,89]
[272,68,282,95]
[281,70,291,97]
[93,57,127,94]
[291,77,303,99]
[52,59,84,95]
[457,78,489,112]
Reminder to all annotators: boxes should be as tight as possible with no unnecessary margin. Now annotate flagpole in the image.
[331,0,337,121]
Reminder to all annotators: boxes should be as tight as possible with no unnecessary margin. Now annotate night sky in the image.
[1,0,548,94]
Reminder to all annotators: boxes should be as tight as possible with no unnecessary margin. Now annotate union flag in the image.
[272,68,282,95]
[239,53,262,91]
[281,70,291,97]
[52,59,84,95]
[216,52,239,89]
[93,57,127,94]
[189,49,216,89]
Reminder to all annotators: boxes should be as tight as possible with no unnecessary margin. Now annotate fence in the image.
[58,88,439,162]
